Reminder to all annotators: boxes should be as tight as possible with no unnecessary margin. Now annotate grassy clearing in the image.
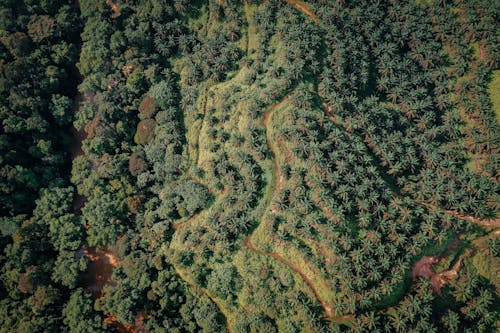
[244,5,259,54]
[416,0,436,7]
[488,70,500,125]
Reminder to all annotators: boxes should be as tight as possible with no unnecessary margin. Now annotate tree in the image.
[138,96,158,118]
[206,264,241,300]
[174,180,211,218]
[134,119,156,145]
[50,94,73,126]
[63,289,105,333]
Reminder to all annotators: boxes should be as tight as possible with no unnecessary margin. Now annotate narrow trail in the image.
[320,100,500,232]
[244,236,353,325]
[173,212,201,230]
[286,0,319,25]
[243,93,354,325]
[254,95,289,215]
[260,98,283,195]
[173,267,234,333]
[415,201,500,229]
[194,89,208,167]
[192,0,211,168]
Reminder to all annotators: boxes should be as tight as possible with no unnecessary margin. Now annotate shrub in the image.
[134,119,156,145]
[138,96,158,118]
[129,150,147,176]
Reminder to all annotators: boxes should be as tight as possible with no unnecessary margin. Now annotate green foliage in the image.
[50,94,74,126]
[83,193,124,247]
[206,263,241,300]
[174,179,211,218]
[138,96,158,118]
[134,119,156,145]
[63,289,105,333]
[129,150,148,176]
[73,100,95,131]
[1,0,499,332]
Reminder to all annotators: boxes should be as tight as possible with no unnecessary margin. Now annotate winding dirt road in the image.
[242,93,354,325]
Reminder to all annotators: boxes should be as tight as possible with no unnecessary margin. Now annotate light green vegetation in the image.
[0,0,498,332]
[489,70,500,124]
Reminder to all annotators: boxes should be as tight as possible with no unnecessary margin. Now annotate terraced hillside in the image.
[0,0,498,332]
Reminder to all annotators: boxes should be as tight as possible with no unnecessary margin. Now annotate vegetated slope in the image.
[0,0,499,333]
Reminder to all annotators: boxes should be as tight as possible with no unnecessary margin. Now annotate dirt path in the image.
[439,209,500,229]
[286,0,319,25]
[195,90,209,167]
[243,236,353,324]
[204,291,234,333]
[244,93,354,324]
[415,201,500,229]
[173,267,234,333]
[104,311,149,333]
[261,98,283,197]
[173,212,201,230]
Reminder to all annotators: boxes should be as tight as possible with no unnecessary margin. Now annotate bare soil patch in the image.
[104,311,149,333]
[286,0,319,25]
[78,245,120,297]
[412,253,466,293]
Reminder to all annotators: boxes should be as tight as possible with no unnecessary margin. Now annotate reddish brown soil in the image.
[286,0,319,24]
[79,245,148,332]
[412,238,467,293]
[105,0,120,18]
[173,212,201,230]
[440,209,500,229]
[412,256,440,279]
[104,311,149,333]
[78,245,120,297]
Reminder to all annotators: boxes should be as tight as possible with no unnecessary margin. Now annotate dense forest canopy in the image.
[0,0,499,332]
